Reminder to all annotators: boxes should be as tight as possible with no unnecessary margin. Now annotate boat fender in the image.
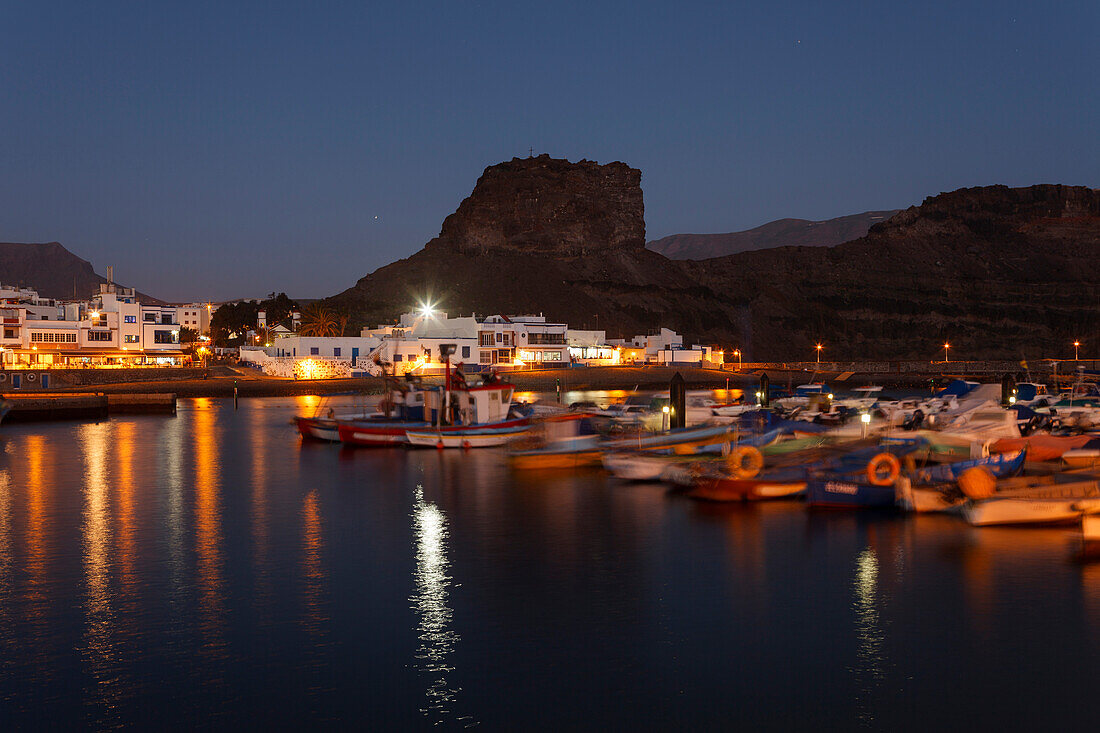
[462,440,471,451]
[436,440,444,451]
[720,441,732,457]
[957,466,996,500]
[727,446,763,479]
[866,453,901,486]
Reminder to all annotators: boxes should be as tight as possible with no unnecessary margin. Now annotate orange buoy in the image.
[958,466,996,500]
[866,453,901,486]
[727,446,763,479]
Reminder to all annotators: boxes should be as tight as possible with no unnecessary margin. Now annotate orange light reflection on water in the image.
[193,404,226,652]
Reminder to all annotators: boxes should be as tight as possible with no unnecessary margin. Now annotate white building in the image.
[0,283,184,367]
[176,303,212,334]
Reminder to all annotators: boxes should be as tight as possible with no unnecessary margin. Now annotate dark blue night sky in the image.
[2,1,1096,301]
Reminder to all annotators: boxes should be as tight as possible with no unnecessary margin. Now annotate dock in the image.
[1,393,176,422]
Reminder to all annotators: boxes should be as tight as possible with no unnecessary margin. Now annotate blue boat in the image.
[910,449,1026,485]
[805,439,928,508]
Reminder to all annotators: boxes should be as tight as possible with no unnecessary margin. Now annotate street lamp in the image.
[1074,340,1080,360]
[815,343,823,364]
[943,342,950,363]
[733,348,741,370]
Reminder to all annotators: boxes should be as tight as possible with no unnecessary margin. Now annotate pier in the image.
[1,392,176,422]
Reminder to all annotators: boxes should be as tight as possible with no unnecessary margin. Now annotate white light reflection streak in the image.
[851,546,885,726]
[410,483,470,726]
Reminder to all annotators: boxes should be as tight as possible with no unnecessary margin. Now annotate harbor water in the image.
[0,396,1097,730]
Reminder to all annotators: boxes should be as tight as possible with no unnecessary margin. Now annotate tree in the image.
[300,303,339,337]
[179,327,199,344]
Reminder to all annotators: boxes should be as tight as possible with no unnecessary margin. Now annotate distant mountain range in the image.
[646,211,900,259]
[0,241,161,303]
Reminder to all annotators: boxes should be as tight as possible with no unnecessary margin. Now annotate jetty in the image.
[1,392,176,422]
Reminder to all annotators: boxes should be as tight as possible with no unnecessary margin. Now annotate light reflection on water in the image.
[851,546,884,726]
[0,396,1096,729]
[409,482,469,727]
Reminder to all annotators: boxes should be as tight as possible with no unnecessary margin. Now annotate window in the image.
[495,332,502,343]
[461,346,470,359]
[480,350,493,364]
[39,315,49,320]
[309,347,319,355]
[393,353,403,362]
[153,330,177,344]
[124,335,139,343]
[124,315,136,323]
[160,314,173,325]
[333,347,341,357]
[30,332,77,343]
[3,329,14,339]
[144,313,157,322]
[88,331,112,342]
[479,332,494,347]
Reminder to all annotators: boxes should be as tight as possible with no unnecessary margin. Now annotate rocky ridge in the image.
[326,157,1099,360]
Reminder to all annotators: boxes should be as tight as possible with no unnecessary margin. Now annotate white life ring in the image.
[26,372,37,382]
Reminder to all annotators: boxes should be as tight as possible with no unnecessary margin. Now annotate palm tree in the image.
[300,303,339,337]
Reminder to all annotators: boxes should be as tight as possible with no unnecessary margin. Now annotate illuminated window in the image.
[124,315,137,323]
[124,335,139,343]
[88,331,112,342]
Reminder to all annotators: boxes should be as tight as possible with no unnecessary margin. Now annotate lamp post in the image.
[734,349,741,371]
[943,342,950,363]
[1074,340,1080,360]
[815,343,823,365]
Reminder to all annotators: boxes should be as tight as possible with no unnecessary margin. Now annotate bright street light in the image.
[733,348,741,370]
[1074,340,1080,360]
[815,343,823,364]
[943,342,950,363]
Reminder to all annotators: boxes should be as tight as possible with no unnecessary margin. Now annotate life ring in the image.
[727,446,763,479]
[866,453,901,486]
[0,373,7,382]
[26,372,37,382]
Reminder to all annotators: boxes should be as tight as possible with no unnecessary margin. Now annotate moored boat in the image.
[405,424,531,449]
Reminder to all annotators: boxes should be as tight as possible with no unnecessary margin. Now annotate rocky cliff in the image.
[425,155,645,256]
[327,158,1099,360]
[647,210,900,259]
[328,156,737,337]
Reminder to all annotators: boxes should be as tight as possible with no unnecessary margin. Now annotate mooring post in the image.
[670,372,686,430]
[759,372,770,408]
[234,379,238,409]
[556,378,561,404]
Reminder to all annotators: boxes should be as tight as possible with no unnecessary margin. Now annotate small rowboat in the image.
[405,425,531,449]
[964,480,1100,526]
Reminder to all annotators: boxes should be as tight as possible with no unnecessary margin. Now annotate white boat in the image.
[602,452,681,481]
[963,480,1100,526]
[405,425,530,449]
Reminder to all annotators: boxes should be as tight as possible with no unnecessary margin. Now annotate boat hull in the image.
[295,417,340,442]
[689,477,806,502]
[337,417,529,447]
[510,451,603,470]
[805,479,897,508]
[406,426,530,449]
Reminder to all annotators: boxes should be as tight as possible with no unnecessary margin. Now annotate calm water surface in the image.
[0,396,1097,730]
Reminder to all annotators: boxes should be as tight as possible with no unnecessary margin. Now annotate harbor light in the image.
[943,342,950,363]
[733,348,741,370]
[1074,340,1080,360]
[860,413,871,424]
[815,343,823,364]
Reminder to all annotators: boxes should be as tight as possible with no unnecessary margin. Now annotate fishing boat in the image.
[602,427,780,481]
[509,413,604,469]
[337,350,528,446]
[963,478,1100,526]
[804,440,927,508]
[687,466,808,502]
[894,450,1027,513]
[406,424,531,449]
